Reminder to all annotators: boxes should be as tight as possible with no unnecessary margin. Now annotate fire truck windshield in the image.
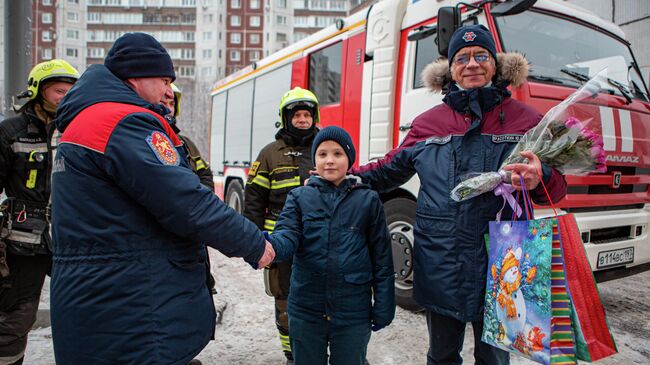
[495,10,648,101]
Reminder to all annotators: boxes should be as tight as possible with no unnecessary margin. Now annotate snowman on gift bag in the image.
[496,247,527,342]
[494,246,546,356]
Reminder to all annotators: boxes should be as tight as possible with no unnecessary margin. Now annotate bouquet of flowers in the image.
[450,70,608,203]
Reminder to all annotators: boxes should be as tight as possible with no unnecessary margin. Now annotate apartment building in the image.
[225,0,264,75]
[33,0,58,64]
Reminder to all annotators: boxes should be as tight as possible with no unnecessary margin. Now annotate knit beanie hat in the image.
[312,126,356,169]
[447,25,497,67]
[105,32,176,81]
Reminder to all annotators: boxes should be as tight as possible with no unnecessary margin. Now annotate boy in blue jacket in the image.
[267,126,395,365]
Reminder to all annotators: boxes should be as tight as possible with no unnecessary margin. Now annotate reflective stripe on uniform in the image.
[271,176,300,190]
[11,142,47,154]
[264,219,276,232]
[279,332,291,352]
[250,174,270,189]
[195,158,207,171]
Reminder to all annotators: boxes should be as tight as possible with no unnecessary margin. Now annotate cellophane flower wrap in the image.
[450,71,608,202]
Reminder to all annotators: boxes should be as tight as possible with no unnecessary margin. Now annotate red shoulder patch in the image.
[146,131,179,166]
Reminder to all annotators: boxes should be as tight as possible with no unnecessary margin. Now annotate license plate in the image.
[597,247,634,269]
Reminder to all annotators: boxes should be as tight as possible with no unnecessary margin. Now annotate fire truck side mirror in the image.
[436,6,460,57]
[490,0,537,17]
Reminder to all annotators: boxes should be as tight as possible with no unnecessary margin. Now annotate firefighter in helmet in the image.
[244,87,319,364]
[0,59,79,365]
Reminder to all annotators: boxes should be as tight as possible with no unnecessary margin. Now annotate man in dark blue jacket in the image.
[354,25,567,364]
[49,32,275,365]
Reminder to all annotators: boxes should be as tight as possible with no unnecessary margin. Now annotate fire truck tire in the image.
[383,197,423,312]
[225,179,245,214]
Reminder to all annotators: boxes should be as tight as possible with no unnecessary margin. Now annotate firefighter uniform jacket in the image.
[244,131,314,232]
[0,106,57,255]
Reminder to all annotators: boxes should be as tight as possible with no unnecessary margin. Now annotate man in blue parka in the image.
[49,33,275,365]
[354,25,567,364]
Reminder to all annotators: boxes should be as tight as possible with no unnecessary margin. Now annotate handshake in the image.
[255,231,275,268]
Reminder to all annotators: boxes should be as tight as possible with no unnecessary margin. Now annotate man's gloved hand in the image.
[371,323,385,332]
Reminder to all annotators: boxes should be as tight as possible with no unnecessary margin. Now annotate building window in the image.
[67,11,80,22]
[88,0,102,4]
[276,15,287,25]
[182,0,196,5]
[293,0,305,9]
[203,49,213,59]
[180,49,195,59]
[105,0,121,5]
[65,48,79,57]
[231,0,241,8]
[43,0,53,5]
[309,41,342,105]
[183,32,195,41]
[42,31,52,42]
[218,49,222,59]
[42,13,53,24]
[42,48,53,60]
[277,0,286,8]
[231,15,241,26]
[276,32,287,42]
[230,50,240,61]
[179,66,195,77]
[294,16,309,27]
[230,33,241,44]
[66,30,79,40]
[88,47,105,58]
[87,12,101,23]
[203,14,213,23]
[203,31,213,41]
[249,33,260,44]
[250,50,260,61]
[250,0,260,9]
[250,16,260,27]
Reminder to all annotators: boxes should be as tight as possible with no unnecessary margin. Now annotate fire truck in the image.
[209,0,650,310]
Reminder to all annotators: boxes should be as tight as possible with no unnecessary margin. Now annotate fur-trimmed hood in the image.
[421,52,529,92]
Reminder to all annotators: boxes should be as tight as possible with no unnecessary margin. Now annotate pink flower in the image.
[565,117,584,129]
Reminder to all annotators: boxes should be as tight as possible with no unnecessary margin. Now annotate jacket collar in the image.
[307,175,367,192]
[442,81,510,120]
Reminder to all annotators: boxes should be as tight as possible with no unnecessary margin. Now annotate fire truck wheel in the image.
[225,179,245,214]
[384,197,423,312]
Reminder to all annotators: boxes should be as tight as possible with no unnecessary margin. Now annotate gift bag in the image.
[483,178,617,364]
[556,214,617,361]
[483,216,577,365]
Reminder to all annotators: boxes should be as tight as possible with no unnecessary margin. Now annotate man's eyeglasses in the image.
[453,53,490,65]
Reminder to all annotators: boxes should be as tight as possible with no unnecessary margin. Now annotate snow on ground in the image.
[25,250,650,364]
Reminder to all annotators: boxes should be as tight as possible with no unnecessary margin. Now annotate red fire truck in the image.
[209,0,650,310]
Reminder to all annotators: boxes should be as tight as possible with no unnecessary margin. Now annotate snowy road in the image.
[26,250,650,364]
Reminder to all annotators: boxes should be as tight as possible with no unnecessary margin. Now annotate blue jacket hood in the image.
[55,64,167,132]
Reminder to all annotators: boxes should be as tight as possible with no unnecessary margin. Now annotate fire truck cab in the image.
[209,0,650,310]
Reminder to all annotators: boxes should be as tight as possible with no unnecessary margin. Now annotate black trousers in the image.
[0,253,50,363]
[426,310,510,365]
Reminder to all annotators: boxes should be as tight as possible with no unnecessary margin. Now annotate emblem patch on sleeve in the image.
[249,161,260,176]
[146,131,179,166]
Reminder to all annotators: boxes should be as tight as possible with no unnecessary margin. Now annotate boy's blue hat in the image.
[105,32,176,82]
[447,24,497,67]
[312,126,356,169]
